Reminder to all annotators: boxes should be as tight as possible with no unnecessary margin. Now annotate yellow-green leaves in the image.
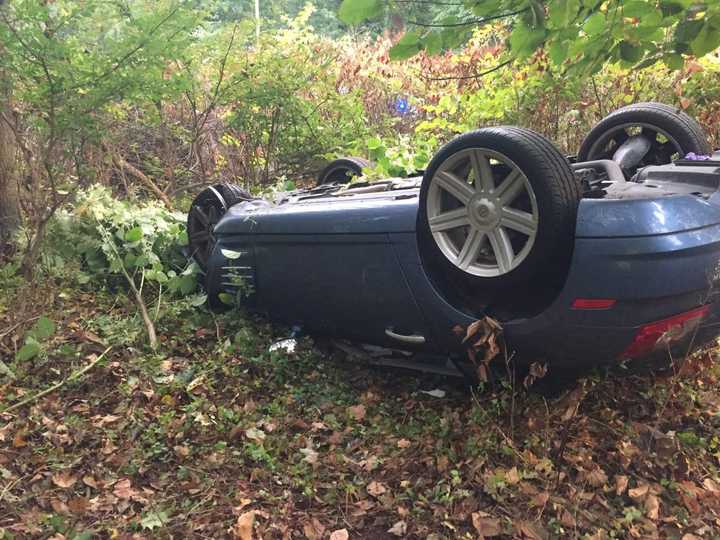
[389,31,423,60]
[124,226,143,243]
[547,0,580,30]
[691,21,720,57]
[509,21,547,60]
[334,0,720,74]
[583,12,605,37]
[338,0,383,25]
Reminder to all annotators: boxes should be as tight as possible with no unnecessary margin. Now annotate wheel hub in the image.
[468,196,500,231]
[425,147,539,277]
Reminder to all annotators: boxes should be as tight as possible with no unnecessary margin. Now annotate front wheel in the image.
[187,183,252,270]
[418,127,580,304]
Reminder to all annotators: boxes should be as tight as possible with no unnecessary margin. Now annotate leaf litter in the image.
[0,281,719,538]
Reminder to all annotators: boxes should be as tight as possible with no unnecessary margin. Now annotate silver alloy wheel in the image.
[426,148,539,277]
[586,122,683,162]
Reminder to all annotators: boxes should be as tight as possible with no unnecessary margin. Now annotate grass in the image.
[1,272,719,539]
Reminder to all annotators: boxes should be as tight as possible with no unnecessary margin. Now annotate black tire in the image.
[187,183,253,270]
[578,102,711,172]
[418,127,581,311]
[317,157,373,186]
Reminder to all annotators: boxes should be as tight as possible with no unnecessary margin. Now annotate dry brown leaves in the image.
[459,316,503,381]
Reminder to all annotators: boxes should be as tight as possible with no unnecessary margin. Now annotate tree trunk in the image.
[0,86,20,248]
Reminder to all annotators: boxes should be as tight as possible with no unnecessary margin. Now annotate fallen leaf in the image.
[245,427,266,442]
[559,509,576,528]
[300,446,319,465]
[387,520,407,537]
[530,491,549,507]
[68,497,89,514]
[397,439,411,449]
[629,483,649,501]
[113,478,134,499]
[516,521,548,540]
[302,518,325,540]
[235,498,253,511]
[506,467,521,485]
[347,404,366,421]
[645,494,660,520]
[13,429,28,448]
[92,414,121,427]
[680,491,701,514]
[586,468,608,487]
[559,386,586,422]
[52,471,78,489]
[472,512,502,537]
[329,529,349,540]
[702,478,719,493]
[615,475,628,495]
[50,498,69,514]
[367,480,388,497]
[82,475,98,488]
[232,510,255,540]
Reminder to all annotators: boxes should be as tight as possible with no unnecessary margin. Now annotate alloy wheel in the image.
[426,148,539,277]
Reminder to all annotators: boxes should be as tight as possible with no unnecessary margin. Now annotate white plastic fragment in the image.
[269,338,297,353]
[420,389,446,398]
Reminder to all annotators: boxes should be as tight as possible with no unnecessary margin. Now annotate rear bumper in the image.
[502,198,720,367]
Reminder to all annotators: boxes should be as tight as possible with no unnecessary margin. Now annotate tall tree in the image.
[0,0,202,273]
[0,0,19,248]
[0,86,19,248]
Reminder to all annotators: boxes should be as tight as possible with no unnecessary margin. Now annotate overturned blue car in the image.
[188,102,720,371]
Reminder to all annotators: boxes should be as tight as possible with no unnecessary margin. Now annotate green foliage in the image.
[338,0,720,73]
[338,0,382,25]
[0,0,201,142]
[216,8,372,182]
[359,134,437,178]
[16,315,56,362]
[44,185,200,302]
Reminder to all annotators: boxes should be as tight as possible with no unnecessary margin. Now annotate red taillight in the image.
[571,298,617,310]
[620,305,710,359]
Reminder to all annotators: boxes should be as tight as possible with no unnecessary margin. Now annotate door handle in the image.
[385,328,426,344]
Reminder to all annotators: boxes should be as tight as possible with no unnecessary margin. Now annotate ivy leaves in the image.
[338,0,720,73]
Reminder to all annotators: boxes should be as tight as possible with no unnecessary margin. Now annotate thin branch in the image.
[421,57,514,81]
[407,8,528,27]
[98,223,158,349]
[67,4,182,93]
[1,346,112,414]
[197,22,240,136]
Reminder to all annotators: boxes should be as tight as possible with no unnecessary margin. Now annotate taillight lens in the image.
[620,305,710,359]
[571,298,616,310]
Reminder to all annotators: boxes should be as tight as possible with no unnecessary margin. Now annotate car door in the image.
[254,232,431,348]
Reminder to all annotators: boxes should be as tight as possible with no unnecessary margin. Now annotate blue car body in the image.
[204,162,720,368]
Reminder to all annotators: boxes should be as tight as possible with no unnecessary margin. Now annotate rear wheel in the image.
[187,184,252,270]
[317,157,373,186]
[418,127,580,311]
[578,102,711,176]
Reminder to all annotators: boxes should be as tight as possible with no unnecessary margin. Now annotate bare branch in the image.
[407,8,528,28]
[421,58,514,81]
